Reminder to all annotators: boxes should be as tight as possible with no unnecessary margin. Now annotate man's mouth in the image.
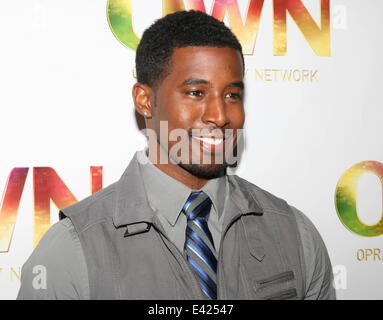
[191,134,230,153]
[192,136,224,145]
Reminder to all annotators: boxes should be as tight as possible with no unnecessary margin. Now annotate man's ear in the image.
[132,82,153,118]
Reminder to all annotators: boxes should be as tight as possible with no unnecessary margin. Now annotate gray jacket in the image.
[18,154,335,299]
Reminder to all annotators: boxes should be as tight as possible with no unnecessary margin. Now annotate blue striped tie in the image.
[183,191,217,300]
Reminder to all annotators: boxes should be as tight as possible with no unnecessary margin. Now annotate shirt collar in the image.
[108,152,262,229]
[201,175,226,219]
[138,150,227,226]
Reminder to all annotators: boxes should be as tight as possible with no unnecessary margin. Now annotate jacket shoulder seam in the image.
[262,207,291,216]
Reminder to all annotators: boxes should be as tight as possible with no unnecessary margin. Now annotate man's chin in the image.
[178,163,227,180]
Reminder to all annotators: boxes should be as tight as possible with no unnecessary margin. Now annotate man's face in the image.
[149,46,245,179]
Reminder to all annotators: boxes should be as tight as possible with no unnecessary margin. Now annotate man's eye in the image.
[225,92,242,100]
[188,90,203,97]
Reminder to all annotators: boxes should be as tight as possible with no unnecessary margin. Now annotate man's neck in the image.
[153,162,208,190]
[147,145,209,190]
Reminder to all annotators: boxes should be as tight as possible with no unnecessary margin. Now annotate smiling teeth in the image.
[193,137,223,145]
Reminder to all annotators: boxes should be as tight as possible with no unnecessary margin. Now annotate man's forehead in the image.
[168,46,244,76]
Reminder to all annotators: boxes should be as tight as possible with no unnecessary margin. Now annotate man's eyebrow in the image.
[180,78,210,86]
[179,78,244,89]
[228,81,244,90]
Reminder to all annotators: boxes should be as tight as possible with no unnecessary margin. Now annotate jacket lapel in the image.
[225,174,266,262]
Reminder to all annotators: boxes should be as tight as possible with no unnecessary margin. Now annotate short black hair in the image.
[136,10,244,88]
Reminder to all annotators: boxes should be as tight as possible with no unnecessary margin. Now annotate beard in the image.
[174,142,238,179]
[177,162,227,179]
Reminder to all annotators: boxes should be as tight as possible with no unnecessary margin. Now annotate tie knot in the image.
[183,191,212,221]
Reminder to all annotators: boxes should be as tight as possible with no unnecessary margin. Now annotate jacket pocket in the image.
[257,271,294,286]
[263,288,298,300]
[254,271,297,300]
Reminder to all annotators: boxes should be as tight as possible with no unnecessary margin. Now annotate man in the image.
[18,10,335,300]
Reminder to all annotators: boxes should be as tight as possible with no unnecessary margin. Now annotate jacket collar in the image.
[113,152,156,228]
[226,174,264,217]
[113,153,264,228]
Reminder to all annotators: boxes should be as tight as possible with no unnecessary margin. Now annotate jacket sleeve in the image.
[291,206,336,300]
[17,218,89,300]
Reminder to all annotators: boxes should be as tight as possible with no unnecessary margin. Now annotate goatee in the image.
[178,163,227,180]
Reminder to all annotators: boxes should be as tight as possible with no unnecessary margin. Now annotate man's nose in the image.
[201,95,229,128]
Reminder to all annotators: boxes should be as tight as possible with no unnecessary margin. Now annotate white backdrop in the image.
[0,0,382,299]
